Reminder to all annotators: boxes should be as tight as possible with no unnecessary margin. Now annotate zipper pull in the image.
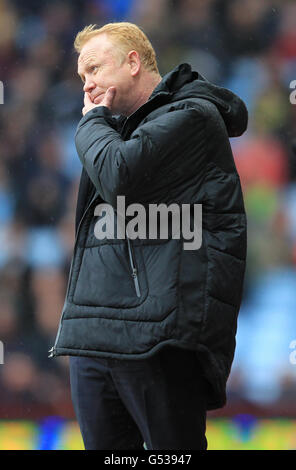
[131,268,141,298]
[132,268,137,278]
[48,347,55,358]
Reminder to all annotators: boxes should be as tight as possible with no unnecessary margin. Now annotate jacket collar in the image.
[149,63,196,99]
[119,63,195,138]
[120,91,171,139]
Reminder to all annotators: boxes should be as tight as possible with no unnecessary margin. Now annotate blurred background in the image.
[0,0,296,450]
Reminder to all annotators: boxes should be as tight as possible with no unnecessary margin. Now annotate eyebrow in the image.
[77,70,85,83]
[77,61,98,82]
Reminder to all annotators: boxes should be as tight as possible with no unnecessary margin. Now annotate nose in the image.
[83,77,96,94]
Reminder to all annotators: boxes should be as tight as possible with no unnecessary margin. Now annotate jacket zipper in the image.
[115,207,141,298]
[126,235,141,298]
[48,190,100,358]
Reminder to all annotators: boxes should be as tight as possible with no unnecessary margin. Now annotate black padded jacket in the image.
[50,63,248,410]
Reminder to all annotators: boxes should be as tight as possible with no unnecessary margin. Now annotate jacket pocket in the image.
[71,242,148,308]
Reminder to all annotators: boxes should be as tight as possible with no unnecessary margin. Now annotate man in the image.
[50,22,248,450]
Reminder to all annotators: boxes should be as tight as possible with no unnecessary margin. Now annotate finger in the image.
[102,87,116,108]
[107,87,116,100]
[84,92,92,106]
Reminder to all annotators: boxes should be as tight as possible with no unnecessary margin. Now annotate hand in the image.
[82,87,116,116]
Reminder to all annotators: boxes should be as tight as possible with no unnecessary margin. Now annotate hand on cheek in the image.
[82,87,116,116]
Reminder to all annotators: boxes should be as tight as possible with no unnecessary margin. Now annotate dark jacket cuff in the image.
[77,106,114,127]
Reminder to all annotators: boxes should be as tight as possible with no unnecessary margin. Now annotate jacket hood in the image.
[150,63,248,138]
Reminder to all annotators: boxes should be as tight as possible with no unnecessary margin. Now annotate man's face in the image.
[77,34,134,115]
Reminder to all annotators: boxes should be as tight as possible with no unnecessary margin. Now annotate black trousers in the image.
[69,345,208,450]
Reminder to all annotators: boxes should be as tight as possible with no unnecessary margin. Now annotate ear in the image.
[127,50,141,77]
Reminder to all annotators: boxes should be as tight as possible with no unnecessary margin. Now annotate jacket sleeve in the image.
[75,105,204,206]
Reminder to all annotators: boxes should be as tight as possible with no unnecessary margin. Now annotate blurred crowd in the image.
[0,0,296,415]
